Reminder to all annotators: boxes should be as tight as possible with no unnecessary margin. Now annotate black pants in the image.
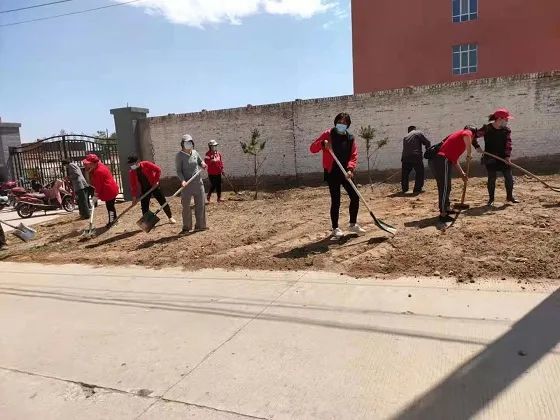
[0,224,5,246]
[141,187,172,218]
[401,159,425,193]
[327,173,359,229]
[208,175,222,199]
[105,199,117,224]
[429,155,452,214]
[76,188,91,219]
[487,165,514,200]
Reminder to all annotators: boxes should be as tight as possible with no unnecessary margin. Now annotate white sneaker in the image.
[331,228,344,239]
[349,223,366,235]
[169,217,177,224]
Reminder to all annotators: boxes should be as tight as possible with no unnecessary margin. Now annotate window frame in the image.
[452,0,478,23]
[452,43,478,75]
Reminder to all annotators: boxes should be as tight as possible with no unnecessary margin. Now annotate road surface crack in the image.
[0,366,267,419]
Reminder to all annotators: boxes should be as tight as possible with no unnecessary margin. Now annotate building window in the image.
[452,44,478,75]
[452,0,478,22]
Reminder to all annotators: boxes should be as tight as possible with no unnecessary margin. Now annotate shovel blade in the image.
[371,212,397,235]
[11,229,33,242]
[137,211,160,233]
[10,223,36,242]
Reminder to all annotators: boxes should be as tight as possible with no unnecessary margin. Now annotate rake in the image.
[327,148,397,235]
[483,151,560,193]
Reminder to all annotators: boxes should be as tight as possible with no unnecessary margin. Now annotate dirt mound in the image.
[3,175,560,281]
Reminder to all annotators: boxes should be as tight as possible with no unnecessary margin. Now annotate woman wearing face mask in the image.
[472,108,518,206]
[310,112,365,239]
[176,134,208,234]
[204,140,224,203]
[128,155,176,223]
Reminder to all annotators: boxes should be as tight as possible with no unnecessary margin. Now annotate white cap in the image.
[208,139,218,146]
[181,134,193,144]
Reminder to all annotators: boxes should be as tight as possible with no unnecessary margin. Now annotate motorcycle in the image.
[0,195,8,210]
[15,179,75,219]
[0,180,26,207]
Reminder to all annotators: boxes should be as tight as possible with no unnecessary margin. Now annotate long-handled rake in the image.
[137,170,201,233]
[483,151,560,193]
[0,220,37,242]
[327,148,397,235]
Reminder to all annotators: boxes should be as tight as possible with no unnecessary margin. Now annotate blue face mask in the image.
[335,123,348,134]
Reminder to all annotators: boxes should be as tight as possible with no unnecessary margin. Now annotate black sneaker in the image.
[507,196,520,203]
[445,209,458,215]
[439,215,454,223]
[180,228,190,235]
[487,198,495,207]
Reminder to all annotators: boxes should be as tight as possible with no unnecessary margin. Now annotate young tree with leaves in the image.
[358,125,389,185]
[240,128,266,199]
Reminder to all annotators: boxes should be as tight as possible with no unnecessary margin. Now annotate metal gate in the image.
[8,134,123,193]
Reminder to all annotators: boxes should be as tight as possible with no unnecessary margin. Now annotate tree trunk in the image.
[367,146,372,185]
[254,154,258,200]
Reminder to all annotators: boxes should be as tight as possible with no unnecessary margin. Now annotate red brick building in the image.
[352,0,560,93]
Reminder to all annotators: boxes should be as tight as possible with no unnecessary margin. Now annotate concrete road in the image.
[0,262,559,420]
[0,208,67,232]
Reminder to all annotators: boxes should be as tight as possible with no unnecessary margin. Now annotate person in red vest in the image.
[310,112,365,239]
[82,154,119,228]
[428,126,476,223]
[204,140,224,203]
[128,155,175,223]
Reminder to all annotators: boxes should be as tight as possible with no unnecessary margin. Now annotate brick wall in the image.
[138,72,560,189]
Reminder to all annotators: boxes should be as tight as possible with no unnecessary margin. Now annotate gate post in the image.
[110,106,149,201]
[0,119,22,182]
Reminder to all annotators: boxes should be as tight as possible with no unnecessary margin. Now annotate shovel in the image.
[327,148,397,235]
[0,220,37,242]
[137,170,201,233]
[454,155,471,210]
[482,151,560,193]
[81,183,162,240]
[80,197,97,238]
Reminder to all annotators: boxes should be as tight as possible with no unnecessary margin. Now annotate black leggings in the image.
[141,187,172,218]
[429,155,452,214]
[105,199,117,223]
[208,174,222,199]
[487,165,514,199]
[327,174,359,229]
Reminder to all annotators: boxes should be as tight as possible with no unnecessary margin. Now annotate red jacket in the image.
[204,151,224,176]
[90,162,118,201]
[310,128,358,173]
[128,161,161,198]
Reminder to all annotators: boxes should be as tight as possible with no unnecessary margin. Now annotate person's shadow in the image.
[275,235,358,259]
[392,287,560,420]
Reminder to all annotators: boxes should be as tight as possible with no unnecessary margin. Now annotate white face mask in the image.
[184,142,194,151]
[130,164,139,170]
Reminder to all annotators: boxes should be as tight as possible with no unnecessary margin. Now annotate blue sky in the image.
[0,0,352,141]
